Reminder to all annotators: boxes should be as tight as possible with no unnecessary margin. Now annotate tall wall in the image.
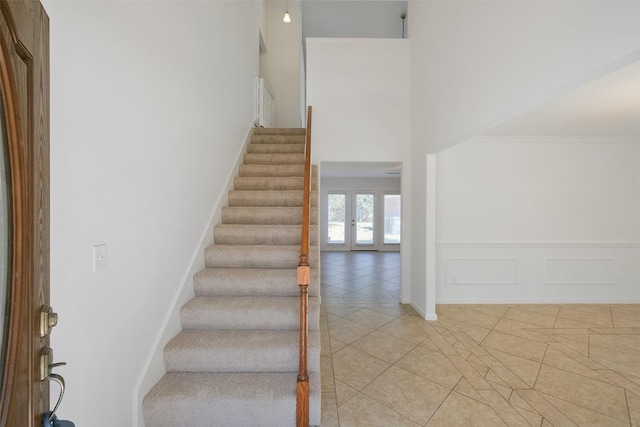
[260,0,303,127]
[409,0,640,316]
[43,1,260,425]
[306,38,411,162]
[436,137,640,303]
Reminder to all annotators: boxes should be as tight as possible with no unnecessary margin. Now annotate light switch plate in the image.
[93,244,107,272]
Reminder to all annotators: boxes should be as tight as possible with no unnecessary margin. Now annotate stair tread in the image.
[253,127,306,135]
[164,329,320,373]
[228,190,318,207]
[234,176,318,191]
[243,153,305,165]
[221,206,318,225]
[204,244,319,269]
[250,136,305,144]
[214,224,318,245]
[180,296,320,330]
[239,164,305,177]
[247,143,305,153]
[194,267,320,297]
[143,371,320,427]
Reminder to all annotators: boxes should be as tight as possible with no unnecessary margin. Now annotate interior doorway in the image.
[321,162,402,253]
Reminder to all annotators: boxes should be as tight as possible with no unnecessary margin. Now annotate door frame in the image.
[0,1,50,426]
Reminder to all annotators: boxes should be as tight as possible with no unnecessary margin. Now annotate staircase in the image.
[143,127,321,427]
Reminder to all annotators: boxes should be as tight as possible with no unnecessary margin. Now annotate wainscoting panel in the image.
[436,244,640,303]
[446,258,516,285]
[545,258,615,285]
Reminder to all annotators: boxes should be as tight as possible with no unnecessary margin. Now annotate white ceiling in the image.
[302,0,408,40]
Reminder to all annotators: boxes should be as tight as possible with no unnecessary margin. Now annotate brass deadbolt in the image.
[40,304,58,338]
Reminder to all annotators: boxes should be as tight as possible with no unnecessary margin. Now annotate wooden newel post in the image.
[296,258,310,427]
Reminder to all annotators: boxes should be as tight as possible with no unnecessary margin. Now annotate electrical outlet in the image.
[93,244,107,272]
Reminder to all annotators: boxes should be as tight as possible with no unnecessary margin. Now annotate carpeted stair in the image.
[143,127,321,427]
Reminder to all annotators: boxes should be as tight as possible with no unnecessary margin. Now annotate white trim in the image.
[437,243,640,248]
[436,297,640,305]
[425,154,437,320]
[400,161,411,304]
[409,299,439,321]
[465,136,640,144]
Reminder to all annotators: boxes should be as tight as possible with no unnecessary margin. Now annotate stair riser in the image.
[142,372,320,427]
[234,177,318,191]
[180,297,320,331]
[243,153,305,165]
[239,164,304,177]
[164,331,320,373]
[205,245,319,269]
[194,268,320,297]
[228,191,318,207]
[250,135,306,144]
[247,143,304,154]
[221,207,318,225]
[253,127,306,136]
[238,164,318,177]
[214,225,319,245]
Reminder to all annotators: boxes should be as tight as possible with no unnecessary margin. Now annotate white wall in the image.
[44,1,260,426]
[306,38,412,303]
[436,138,640,303]
[408,0,640,317]
[260,0,302,127]
[306,38,411,163]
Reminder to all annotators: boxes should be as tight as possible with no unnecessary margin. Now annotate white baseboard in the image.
[436,297,640,304]
[408,299,438,321]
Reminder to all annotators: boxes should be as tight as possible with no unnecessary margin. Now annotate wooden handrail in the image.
[296,106,312,427]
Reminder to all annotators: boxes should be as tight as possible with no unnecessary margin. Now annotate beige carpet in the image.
[143,127,321,426]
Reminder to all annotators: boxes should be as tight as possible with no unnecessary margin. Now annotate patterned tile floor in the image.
[320,251,640,426]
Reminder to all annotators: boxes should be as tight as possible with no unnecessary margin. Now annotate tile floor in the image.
[319,251,640,426]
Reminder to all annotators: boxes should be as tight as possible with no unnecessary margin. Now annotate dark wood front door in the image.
[0,1,50,426]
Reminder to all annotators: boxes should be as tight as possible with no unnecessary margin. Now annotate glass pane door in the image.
[352,192,376,249]
[327,193,346,245]
[383,194,401,244]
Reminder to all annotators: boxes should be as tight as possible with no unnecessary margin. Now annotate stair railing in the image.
[296,105,312,427]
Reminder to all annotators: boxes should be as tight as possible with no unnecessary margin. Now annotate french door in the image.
[351,192,377,250]
[327,191,378,251]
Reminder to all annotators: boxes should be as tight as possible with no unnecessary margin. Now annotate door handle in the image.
[44,373,66,425]
[40,347,73,426]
